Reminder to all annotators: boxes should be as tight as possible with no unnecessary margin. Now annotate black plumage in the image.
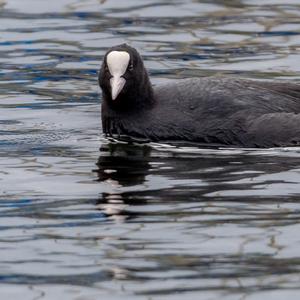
[99,44,300,148]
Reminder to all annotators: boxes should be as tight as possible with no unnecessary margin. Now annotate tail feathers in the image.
[247,112,300,147]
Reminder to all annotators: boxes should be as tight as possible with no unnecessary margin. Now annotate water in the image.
[1,0,300,299]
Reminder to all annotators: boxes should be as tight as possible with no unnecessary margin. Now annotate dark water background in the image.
[1,0,300,299]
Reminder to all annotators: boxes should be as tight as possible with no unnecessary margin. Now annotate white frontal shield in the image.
[106,51,130,100]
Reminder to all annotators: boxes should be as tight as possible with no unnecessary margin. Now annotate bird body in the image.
[99,44,300,148]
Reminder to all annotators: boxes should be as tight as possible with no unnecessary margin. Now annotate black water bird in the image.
[99,44,300,148]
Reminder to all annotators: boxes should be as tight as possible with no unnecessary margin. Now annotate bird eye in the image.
[128,63,133,71]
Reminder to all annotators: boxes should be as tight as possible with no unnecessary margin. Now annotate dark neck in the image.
[103,71,155,113]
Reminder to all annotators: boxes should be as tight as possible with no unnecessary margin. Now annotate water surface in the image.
[1,0,300,299]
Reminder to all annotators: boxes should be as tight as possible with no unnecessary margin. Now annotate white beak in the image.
[106,51,130,101]
[110,76,126,100]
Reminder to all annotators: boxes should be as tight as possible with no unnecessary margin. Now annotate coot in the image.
[99,44,300,148]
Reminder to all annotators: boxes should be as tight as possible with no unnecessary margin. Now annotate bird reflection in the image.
[94,142,152,222]
[94,141,300,223]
